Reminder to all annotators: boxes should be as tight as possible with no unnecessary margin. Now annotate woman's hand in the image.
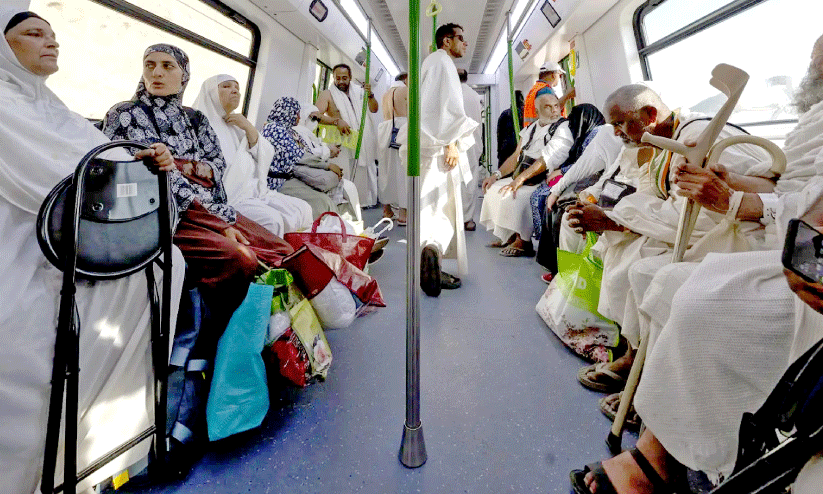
[135,143,175,172]
[546,192,559,211]
[329,163,344,179]
[224,113,258,147]
[223,226,250,245]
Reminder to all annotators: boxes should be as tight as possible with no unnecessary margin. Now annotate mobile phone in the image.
[782,218,823,284]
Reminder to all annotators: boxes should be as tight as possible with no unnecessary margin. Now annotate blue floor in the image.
[123,205,636,494]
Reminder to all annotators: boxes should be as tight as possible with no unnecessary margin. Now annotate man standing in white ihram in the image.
[401,22,478,297]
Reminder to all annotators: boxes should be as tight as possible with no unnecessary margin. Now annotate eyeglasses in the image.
[447,34,465,42]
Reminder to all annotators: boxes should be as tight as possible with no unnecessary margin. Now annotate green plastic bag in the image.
[535,233,620,362]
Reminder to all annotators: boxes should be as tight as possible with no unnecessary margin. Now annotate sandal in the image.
[487,239,510,248]
[578,362,628,393]
[570,448,689,494]
[499,245,535,257]
[440,272,461,289]
[599,392,640,431]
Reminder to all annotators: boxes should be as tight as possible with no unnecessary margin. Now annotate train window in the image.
[635,0,821,141]
[30,0,259,120]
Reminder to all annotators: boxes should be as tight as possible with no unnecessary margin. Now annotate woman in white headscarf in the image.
[191,74,313,235]
[0,10,185,492]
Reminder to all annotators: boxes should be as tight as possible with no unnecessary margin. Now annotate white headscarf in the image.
[0,9,110,214]
[191,73,273,203]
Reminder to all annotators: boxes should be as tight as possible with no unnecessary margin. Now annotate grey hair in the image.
[534,91,559,105]
[793,62,823,114]
[605,84,669,115]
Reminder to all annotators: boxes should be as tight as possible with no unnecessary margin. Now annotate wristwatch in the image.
[492,170,502,179]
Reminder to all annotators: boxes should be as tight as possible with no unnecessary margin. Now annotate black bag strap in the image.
[391,88,397,128]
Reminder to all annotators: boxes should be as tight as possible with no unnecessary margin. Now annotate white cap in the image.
[539,61,565,74]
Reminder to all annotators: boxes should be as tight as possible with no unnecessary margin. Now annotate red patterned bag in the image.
[284,212,374,270]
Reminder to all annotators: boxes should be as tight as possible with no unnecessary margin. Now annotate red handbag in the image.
[284,212,374,270]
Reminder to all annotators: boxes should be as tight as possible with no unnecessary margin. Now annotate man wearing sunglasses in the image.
[404,22,478,296]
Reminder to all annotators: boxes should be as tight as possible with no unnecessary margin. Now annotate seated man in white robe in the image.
[0,12,185,492]
[377,73,408,224]
[458,68,484,231]
[580,36,823,401]
[572,178,823,494]
[480,91,572,257]
[192,74,313,237]
[401,22,478,297]
[568,84,773,390]
[311,64,380,207]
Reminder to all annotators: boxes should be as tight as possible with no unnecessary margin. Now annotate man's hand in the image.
[135,143,174,172]
[329,163,344,179]
[336,118,352,135]
[363,83,372,97]
[329,144,341,158]
[673,161,734,213]
[482,175,497,192]
[444,143,459,170]
[500,176,525,198]
[566,201,623,234]
[223,226,250,245]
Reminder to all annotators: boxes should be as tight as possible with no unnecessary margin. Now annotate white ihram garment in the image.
[377,116,408,209]
[191,75,312,236]
[594,114,774,344]
[400,49,478,275]
[461,83,483,222]
[328,84,379,207]
[634,178,823,481]
[0,14,185,493]
[480,121,573,242]
[628,99,823,352]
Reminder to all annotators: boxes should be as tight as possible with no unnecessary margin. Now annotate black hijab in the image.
[4,12,48,34]
[559,103,605,173]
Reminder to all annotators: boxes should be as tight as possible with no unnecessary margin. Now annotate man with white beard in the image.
[569,84,772,392]
[457,68,483,231]
[401,23,478,297]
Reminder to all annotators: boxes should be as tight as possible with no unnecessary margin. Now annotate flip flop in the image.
[441,272,462,289]
[570,462,618,494]
[464,220,476,231]
[571,448,690,494]
[599,392,641,431]
[499,245,535,257]
[578,362,627,393]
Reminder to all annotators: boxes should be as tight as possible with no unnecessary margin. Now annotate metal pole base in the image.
[399,423,427,468]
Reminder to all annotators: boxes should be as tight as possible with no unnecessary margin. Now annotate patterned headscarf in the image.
[104,43,235,223]
[261,97,308,191]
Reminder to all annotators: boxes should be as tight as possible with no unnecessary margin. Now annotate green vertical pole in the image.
[354,20,372,161]
[400,0,426,469]
[506,11,521,135]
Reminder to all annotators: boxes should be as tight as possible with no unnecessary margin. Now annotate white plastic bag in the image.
[310,279,357,329]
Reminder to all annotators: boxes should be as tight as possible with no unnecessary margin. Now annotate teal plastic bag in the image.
[207,283,274,441]
[535,233,620,362]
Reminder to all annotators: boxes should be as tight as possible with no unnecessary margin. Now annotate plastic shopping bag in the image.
[289,299,333,379]
[536,233,620,362]
[207,283,274,441]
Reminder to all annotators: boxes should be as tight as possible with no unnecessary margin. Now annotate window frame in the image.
[89,0,260,114]
[633,0,770,81]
